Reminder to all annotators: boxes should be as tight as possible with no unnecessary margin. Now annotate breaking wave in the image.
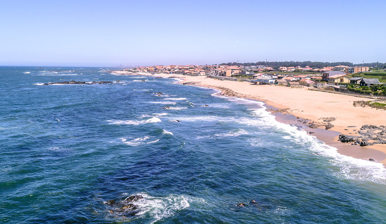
[164,107,187,110]
[149,101,177,105]
[107,117,161,125]
[106,193,204,224]
[227,98,386,183]
[215,129,249,137]
[35,71,79,76]
[120,136,159,146]
[163,97,187,101]
[162,129,173,136]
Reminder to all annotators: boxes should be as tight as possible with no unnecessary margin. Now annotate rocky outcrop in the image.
[104,194,143,218]
[296,117,335,130]
[338,125,386,146]
[42,80,117,85]
[338,135,356,143]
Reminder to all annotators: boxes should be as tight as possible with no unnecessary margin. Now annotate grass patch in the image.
[353,101,386,110]
[369,102,386,109]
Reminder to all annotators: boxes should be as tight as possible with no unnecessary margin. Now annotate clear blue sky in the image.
[0,0,385,66]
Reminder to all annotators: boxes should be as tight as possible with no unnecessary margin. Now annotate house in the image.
[333,65,350,73]
[276,79,288,86]
[299,78,315,87]
[251,78,276,85]
[360,78,381,86]
[225,66,241,77]
[322,71,348,83]
[349,77,362,84]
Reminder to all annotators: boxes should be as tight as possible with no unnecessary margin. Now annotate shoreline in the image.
[194,82,386,167]
[113,71,386,167]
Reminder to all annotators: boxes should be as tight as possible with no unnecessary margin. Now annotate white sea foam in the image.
[215,129,249,137]
[34,82,44,86]
[153,112,168,117]
[164,107,187,110]
[163,97,187,101]
[149,101,177,105]
[133,88,153,92]
[120,136,159,146]
[36,71,79,76]
[170,116,220,122]
[162,129,173,136]
[23,71,31,74]
[206,103,231,109]
[133,79,147,82]
[228,99,386,183]
[128,193,204,224]
[48,146,69,151]
[107,117,161,126]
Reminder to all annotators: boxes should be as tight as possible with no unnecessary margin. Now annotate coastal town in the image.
[117,63,386,99]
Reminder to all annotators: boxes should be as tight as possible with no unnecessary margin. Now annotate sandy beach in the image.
[114,71,386,166]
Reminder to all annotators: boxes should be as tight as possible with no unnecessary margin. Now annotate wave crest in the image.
[107,117,161,125]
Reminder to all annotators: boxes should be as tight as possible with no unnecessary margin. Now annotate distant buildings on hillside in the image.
[354,66,370,73]
[123,63,383,92]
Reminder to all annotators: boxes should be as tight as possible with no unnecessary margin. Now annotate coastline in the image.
[113,71,386,167]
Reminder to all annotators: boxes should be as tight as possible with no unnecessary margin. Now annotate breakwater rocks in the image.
[40,80,119,85]
[339,125,386,146]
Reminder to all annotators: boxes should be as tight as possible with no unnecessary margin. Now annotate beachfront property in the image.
[321,71,349,84]
[360,78,382,86]
[130,63,385,95]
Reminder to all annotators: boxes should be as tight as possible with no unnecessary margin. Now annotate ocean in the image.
[0,67,385,224]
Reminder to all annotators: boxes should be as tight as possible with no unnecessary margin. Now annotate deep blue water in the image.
[0,67,385,224]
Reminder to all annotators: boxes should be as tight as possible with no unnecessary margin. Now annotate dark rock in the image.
[369,158,375,162]
[250,200,258,205]
[104,199,116,205]
[325,123,334,130]
[237,203,247,207]
[124,195,143,202]
[308,122,319,129]
[122,204,138,210]
[339,135,356,143]
[359,141,368,146]
[43,80,114,85]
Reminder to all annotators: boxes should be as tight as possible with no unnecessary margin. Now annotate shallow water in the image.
[0,67,385,223]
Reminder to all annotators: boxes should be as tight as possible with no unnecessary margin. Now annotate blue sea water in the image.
[0,67,385,224]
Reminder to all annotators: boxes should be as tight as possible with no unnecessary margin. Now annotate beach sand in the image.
[115,72,386,166]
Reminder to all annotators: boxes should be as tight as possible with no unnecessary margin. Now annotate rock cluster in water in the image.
[42,80,118,85]
[339,125,386,146]
[104,194,143,218]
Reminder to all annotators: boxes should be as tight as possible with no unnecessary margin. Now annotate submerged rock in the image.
[124,195,143,202]
[104,194,143,218]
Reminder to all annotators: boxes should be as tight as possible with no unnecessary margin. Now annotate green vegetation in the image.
[370,101,386,109]
[353,101,386,110]
[347,84,386,96]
